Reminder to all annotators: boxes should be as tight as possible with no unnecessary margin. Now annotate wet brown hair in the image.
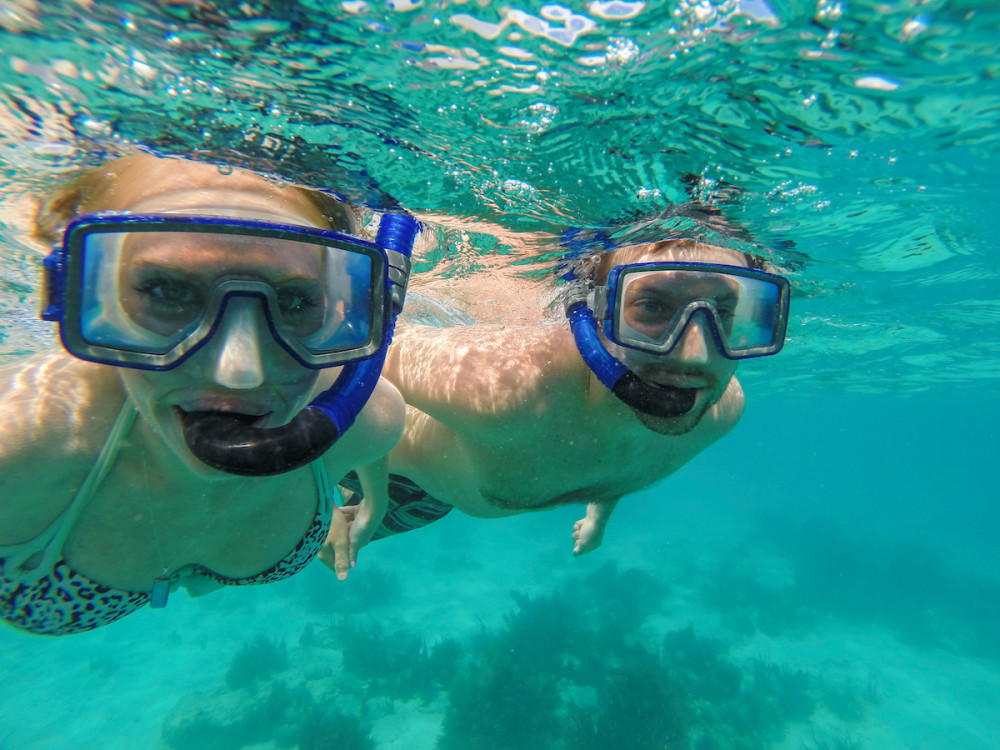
[592,239,765,285]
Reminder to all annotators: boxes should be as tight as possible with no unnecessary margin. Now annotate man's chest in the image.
[465,433,692,512]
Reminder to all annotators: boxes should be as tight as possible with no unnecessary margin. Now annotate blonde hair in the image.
[33,154,358,246]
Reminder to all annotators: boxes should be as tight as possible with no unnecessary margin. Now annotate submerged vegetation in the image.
[224,634,289,691]
[161,556,906,749]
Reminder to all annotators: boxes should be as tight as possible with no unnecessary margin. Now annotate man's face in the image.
[602,242,749,435]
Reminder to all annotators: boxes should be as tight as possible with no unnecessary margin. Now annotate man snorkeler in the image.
[324,237,789,562]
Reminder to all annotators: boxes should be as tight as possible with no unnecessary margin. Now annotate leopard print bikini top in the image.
[0,402,335,636]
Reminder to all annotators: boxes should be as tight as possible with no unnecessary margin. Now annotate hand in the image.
[318,505,359,581]
[347,499,380,564]
[572,515,605,556]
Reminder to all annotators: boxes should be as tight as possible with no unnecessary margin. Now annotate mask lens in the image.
[297,248,373,353]
[80,230,195,354]
[614,266,786,356]
[725,274,783,351]
[74,224,378,364]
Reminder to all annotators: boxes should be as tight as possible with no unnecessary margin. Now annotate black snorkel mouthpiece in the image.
[566,302,696,420]
[181,405,340,476]
[610,370,697,419]
[180,355,382,476]
[183,214,418,477]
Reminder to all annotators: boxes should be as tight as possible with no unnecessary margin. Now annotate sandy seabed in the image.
[3,492,999,750]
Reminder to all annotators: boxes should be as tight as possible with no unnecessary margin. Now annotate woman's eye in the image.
[277,290,318,317]
[135,279,200,313]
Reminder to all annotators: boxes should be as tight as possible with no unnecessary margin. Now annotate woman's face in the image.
[102,156,338,476]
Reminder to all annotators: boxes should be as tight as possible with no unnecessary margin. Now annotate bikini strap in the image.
[310,458,337,516]
[0,400,137,584]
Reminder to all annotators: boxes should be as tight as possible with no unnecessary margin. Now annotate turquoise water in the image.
[1,1,999,749]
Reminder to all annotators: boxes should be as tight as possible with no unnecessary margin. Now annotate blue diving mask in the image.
[567,261,790,418]
[42,212,419,476]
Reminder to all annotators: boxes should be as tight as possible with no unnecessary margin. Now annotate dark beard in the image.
[630,395,712,435]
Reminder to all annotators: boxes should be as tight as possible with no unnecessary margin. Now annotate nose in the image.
[212,296,266,389]
[675,309,715,363]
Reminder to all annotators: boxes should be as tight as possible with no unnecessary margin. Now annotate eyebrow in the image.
[127,257,323,285]
[629,274,739,297]
[124,235,324,282]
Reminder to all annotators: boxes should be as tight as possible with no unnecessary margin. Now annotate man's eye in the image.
[635,298,666,314]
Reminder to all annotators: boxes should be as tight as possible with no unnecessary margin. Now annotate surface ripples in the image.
[1,0,998,392]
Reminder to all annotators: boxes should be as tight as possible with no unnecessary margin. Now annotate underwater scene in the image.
[1,1,998,749]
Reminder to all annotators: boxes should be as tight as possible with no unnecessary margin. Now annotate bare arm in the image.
[382,321,586,439]
[350,456,390,555]
[316,377,402,579]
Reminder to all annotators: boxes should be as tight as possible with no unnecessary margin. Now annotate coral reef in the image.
[297,705,376,750]
[163,679,313,750]
[758,516,1000,659]
[802,728,864,750]
[699,555,812,638]
[163,674,377,750]
[337,616,453,702]
[162,562,880,750]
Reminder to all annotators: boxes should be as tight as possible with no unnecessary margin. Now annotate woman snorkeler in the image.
[0,153,417,635]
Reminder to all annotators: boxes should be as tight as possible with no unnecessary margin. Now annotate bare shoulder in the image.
[0,352,126,538]
[0,352,124,460]
[384,321,585,428]
[320,377,405,479]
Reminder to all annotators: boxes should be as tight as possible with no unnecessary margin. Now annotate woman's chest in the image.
[62,464,323,591]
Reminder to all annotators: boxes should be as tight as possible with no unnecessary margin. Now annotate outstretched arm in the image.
[572,498,620,556]
[382,322,585,440]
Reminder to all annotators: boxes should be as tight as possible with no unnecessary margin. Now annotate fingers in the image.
[319,508,352,581]
[571,517,602,557]
[347,494,388,569]
[347,515,374,568]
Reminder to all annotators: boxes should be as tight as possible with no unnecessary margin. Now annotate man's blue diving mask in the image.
[42,212,419,477]
[566,261,790,419]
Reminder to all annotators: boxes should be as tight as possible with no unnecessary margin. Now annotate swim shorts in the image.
[338,472,453,540]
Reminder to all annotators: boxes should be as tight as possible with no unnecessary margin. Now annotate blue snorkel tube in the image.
[565,299,697,420]
[561,226,696,420]
[181,214,419,476]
